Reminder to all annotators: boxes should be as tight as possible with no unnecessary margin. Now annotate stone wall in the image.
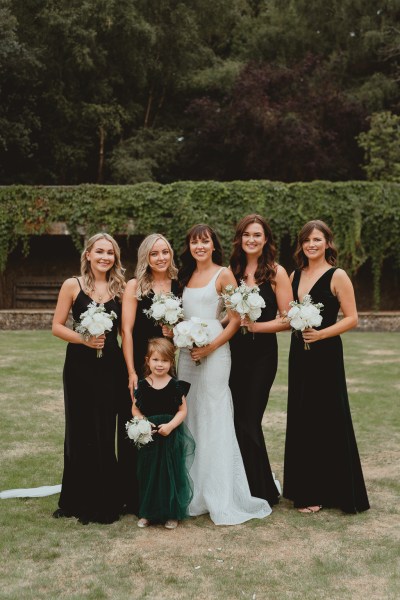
[0,310,398,332]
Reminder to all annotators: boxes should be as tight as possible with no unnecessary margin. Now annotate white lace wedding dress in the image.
[178,268,272,525]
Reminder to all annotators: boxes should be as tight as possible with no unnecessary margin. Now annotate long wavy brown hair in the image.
[230,214,277,284]
[80,232,126,299]
[178,224,223,290]
[294,220,338,269]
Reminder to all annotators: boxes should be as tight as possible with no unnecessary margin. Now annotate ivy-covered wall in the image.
[1,181,399,308]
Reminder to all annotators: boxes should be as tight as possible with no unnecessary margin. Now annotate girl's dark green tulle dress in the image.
[134,378,195,522]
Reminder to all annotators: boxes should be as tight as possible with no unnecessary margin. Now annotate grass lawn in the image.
[0,331,399,600]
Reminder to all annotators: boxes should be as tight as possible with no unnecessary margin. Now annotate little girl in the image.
[132,337,195,529]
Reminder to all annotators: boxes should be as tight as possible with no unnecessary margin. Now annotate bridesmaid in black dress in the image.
[229,215,293,505]
[52,233,127,524]
[283,220,370,514]
[120,233,179,513]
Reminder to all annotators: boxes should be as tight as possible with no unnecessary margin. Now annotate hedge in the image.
[1,180,399,308]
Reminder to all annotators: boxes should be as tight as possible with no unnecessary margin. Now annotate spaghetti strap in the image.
[73,276,83,290]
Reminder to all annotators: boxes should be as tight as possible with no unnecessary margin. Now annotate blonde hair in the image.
[135,233,177,299]
[81,232,126,299]
[144,338,176,377]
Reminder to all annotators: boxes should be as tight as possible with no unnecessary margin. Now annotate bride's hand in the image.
[190,344,213,362]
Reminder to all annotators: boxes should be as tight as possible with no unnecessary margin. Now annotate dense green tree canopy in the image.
[1,0,399,184]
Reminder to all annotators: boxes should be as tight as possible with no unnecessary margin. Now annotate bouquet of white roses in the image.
[285,294,324,350]
[143,291,184,329]
[173,317,210,365]
[125,416,154,448]
[221,280,266,334]
[74,301,117,357]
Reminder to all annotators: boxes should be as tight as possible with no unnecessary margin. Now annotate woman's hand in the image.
[241,316,259,333]
[302,328,323,344]
[190,344,214,362]
[83,334,105,350]
[128,371,138,400]
[161,325,174,338]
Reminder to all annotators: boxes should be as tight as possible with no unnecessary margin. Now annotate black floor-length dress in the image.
[283,268,370,513]
[57,284,124,523]
[229,281,280,506]
[118,280,180,514]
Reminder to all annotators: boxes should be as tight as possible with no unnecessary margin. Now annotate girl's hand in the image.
[128,371,138,400]
[302,328,323,344]
[83,334,105,349]
[161,325,174,338]
[157,423,173,436]
[190,344,213,362]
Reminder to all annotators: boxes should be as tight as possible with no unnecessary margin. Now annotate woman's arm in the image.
[52,278,105,350]
[190,269,240,362]
[121,279,139,396]
[157,397,188,436]
[302,268,358,344]
[244,265,293,333]
[131,395,145,418]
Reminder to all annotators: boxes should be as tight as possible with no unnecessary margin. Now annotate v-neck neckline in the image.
[297,267,335,302]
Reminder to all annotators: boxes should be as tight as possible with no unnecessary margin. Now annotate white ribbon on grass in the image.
[0,484,61,499]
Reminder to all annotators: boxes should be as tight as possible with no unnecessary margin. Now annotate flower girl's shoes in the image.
[164,520,178,529]
[137,518,150,528]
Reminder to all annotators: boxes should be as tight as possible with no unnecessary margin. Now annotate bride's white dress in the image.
[178,268,272,525]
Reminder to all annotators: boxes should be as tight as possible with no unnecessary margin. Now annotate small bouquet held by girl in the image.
[74,301,117,357]
[285,294,324,350]
[143,291,184,329]
[125,417,154,448]
[132,338,195,530]
[221,279,266,334]
[173,317,210,364]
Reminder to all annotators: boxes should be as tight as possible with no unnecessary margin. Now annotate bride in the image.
[177,224,272,525]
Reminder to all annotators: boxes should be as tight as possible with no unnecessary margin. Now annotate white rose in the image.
[87,321,104,336]
[164,309,179,324]
[191,326,209,347]
[173,334,192,348]
[310,314,323,327]
[137,419,151,435]
[165,298,180,310]
[152,302,166,320]
[80,315,92,328]
[287,305,300,318]
[229,292,243,306]
[101,316,114,331]
[248,307,262,321]
[126,423,140,442]
[290,316,304,331]
[174,321,192,336]
[234,300,248,315]
[247,293,265,309]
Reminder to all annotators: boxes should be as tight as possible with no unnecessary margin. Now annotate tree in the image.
[357,111,400,181]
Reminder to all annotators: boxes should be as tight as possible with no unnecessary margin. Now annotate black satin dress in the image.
[117,280,180,514]
[57,283,125,523]
[229,280,280,505]
[283,268,370,513]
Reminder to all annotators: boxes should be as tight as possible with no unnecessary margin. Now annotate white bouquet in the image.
[125,417,154,448]
[285,294,324,350]
[221,280,266,334]
[173,317,210,365]
[143,291,184,329]
[75,301,117,357]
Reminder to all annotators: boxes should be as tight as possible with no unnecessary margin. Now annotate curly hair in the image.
[229,214,277,284]
[178,224,223,290]
[80,232,126,299]
[294,220,338,270]
[135,234,178,299]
